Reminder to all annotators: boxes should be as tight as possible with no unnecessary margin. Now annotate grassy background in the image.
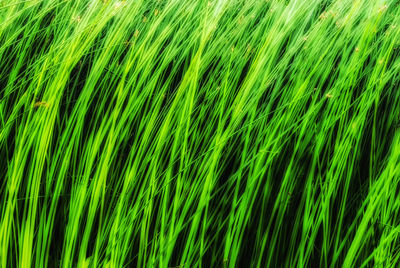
[1,0,400,267]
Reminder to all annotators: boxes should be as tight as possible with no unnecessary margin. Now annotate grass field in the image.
[1,0,400,267]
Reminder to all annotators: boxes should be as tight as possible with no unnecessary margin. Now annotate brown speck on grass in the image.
[319,11,328,20]
[34,101,49,108]
[123,40,132,47]
[246,44,253,54]
[72,16,81,23]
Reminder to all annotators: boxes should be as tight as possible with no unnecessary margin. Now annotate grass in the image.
[1,0,400,267]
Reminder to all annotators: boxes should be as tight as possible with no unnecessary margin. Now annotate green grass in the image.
[1,0,400,267]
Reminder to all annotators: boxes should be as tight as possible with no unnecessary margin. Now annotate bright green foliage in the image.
[1,0,400,267]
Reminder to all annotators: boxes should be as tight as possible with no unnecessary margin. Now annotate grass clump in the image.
[1,0,400,267]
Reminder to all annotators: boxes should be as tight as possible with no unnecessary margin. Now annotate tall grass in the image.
[1,0,400,267]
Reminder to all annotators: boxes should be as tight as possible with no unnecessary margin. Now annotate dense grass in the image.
[1,0,400,267]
